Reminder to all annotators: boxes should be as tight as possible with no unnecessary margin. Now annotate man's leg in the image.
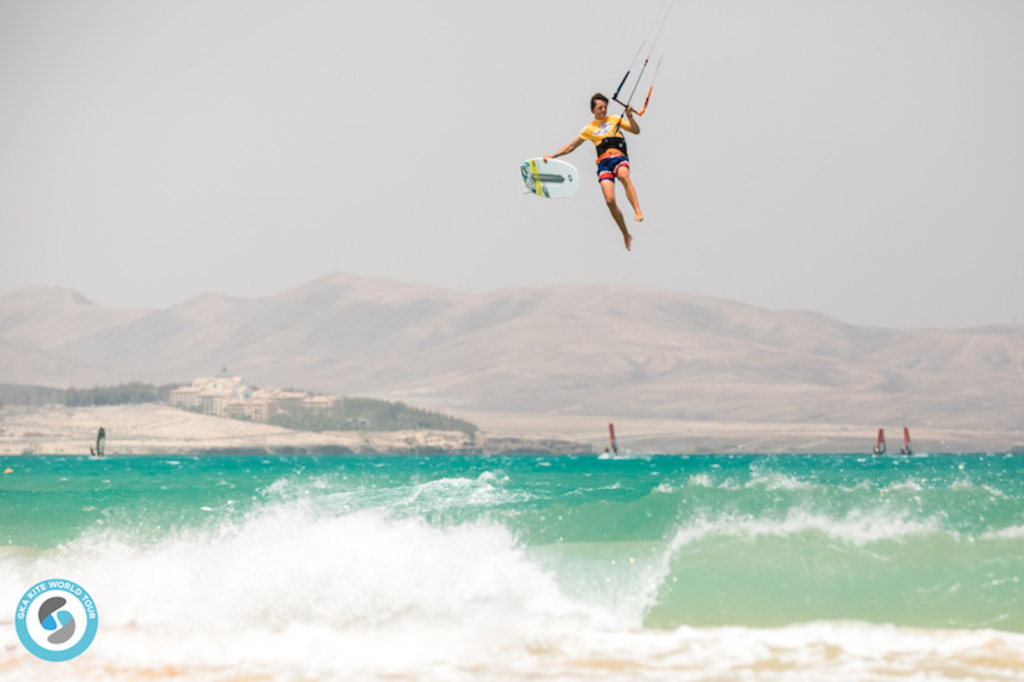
[617,165,643,222]
[601,179,632,251]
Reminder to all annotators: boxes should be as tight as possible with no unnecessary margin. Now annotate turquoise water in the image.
[2,453,1024,680]
[4,453,1023,630]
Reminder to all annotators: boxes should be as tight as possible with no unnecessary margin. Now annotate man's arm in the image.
[544,137,585,162]
[619,106,641,134]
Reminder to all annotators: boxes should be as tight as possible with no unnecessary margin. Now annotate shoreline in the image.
[2,404,1022,456]
[0,404,590,456]
[455,410,1024,455]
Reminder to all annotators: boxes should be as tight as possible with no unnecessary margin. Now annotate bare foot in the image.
[624,232,632,251]
[635,212,644,222]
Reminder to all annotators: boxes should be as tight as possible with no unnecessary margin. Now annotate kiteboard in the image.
[520,158,580,199]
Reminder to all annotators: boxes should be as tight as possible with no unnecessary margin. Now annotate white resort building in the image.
[169,373,253,416]
[170,370,339,421]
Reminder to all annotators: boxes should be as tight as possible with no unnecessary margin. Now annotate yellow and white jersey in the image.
[578,116,625,146]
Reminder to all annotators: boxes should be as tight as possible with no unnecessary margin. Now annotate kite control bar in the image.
[612,55,663,117]
[613,92,650,116]
[611,43,644,110]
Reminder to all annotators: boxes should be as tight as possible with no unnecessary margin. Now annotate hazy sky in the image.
[2,0,1022,329]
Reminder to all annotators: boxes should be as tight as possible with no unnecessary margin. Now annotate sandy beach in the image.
[0,404,589,456]
[2,403,1021,456]
[456,410,1024,454]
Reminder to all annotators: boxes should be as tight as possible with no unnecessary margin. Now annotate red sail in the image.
[873,428,887,455]
[901,427,913,455]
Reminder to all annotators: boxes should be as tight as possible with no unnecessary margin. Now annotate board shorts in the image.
[597,155,629,183]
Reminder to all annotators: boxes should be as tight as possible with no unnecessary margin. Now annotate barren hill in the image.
[1,273,1021,431]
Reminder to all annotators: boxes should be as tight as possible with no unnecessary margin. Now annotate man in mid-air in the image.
[545,93,643,251]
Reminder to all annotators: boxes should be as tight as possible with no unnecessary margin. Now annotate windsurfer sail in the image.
[900,427,913,455]
[608,423,619,456]
[90,427,105,458]
[872,428,886,455]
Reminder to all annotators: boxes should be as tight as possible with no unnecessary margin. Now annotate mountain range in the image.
[1,273,1022,431]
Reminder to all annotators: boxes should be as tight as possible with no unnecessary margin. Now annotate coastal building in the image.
[172,374,340,422]
[251,388,310,415]
[168,384,202,409]
[275,390,308,412]
[302,395,339,411]
[170,373,252,416]
[226,398,271,421]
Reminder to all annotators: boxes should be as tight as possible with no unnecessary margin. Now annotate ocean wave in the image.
[399,474,534,511]
[257,470,532,517]
[746,461,816,491]
[0,503,606,637]
[685,473,714,488]
[883,476,924,492]
[745,471,814,491]
[981,524,1024,540]
[668,507,948,549]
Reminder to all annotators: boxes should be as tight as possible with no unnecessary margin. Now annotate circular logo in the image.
[15,579,98,662]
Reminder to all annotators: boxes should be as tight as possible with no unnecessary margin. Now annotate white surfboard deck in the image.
[520,157,580,199]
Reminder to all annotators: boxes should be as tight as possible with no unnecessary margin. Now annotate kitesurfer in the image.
[545,93,643,251]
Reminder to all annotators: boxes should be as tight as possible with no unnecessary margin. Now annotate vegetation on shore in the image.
[64,383,179,406]
[267,397,477,435]
[0,382,176,408]
[0,383,64,407]
[0,382,476,435]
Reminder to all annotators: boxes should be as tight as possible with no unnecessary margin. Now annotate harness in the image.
[595,135,628,157]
